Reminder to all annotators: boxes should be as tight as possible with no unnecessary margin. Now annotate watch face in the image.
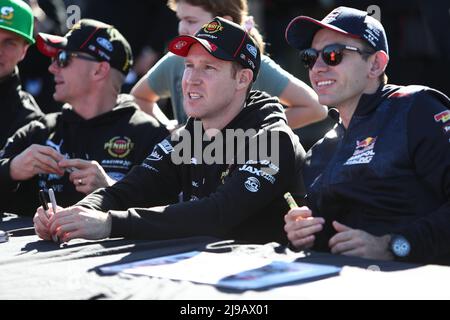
[392,237,410,257]
[0,230,9,243]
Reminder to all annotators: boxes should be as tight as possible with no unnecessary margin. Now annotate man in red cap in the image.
[34,17,305,245]
[284,7,450,264]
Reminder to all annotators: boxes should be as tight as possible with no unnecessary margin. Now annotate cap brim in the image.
[168,35,234,62]
[0,25,35,44]
[36,33,68,57]
[285,16,359,51]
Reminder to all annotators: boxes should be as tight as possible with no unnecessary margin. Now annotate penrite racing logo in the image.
[202,20,224,33]
[104,136,134,158]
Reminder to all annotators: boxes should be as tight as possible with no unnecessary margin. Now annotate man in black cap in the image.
[283,7,450,264]
[0,19,168,216]
[34,17,305,244]
[0,0,43,149]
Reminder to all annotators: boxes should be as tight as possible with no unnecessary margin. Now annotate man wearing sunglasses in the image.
[0,0,43,149]
[0,19,168,216]
[284,6,450,264]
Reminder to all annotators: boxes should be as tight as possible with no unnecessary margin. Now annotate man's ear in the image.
[222,15,233,22]
[92,61,111,80]
[17,43,30,62]
[237,69,253,90]
[368,51,389,79]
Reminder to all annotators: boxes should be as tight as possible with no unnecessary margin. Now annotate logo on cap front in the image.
[322,9,341,23]
[246,44,257,58]
[97,37,113,52]
[202,20,224,34]
[0,6,14,21]
[174,40,188,50]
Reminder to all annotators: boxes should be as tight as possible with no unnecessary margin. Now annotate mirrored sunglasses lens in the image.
[301,49,318,69]
[57,51,69,68]
[322,45,343,66]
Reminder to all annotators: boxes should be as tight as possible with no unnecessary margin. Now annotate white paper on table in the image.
[100,251,341,290]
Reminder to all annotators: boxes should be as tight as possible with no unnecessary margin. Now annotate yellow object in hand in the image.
[284,192,298,210]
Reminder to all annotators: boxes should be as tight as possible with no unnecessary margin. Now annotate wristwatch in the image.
[389,234,411,259]
[0,230,9,243]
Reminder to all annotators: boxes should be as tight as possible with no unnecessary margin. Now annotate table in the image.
[1,213,450,300]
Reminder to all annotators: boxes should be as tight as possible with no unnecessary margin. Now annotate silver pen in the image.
[48,188,60,243]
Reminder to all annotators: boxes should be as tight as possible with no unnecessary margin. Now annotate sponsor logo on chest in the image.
[104,136,134,158]
[344,137,377,165]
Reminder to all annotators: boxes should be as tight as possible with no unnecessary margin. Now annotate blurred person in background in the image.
[0,0,43,148]
[82,0,178,92]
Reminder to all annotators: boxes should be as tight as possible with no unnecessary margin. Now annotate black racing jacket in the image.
[78,91,306,244]
[0,94,168,216]
[0,69,43,148]
[304,84,450,264]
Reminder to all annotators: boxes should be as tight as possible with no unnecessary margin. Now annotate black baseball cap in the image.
[286,6,389,55]
[168,16,261,81]
[36,19,133,75]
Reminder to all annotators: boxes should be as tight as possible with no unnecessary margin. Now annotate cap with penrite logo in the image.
[168,16,261,81]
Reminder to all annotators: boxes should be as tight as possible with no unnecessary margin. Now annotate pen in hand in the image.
[38,189,58,243]
[284,192,305,221]
[38,190,50,219]
[48,188,60,243]
[284,192,298,210]
[48,188,58,216]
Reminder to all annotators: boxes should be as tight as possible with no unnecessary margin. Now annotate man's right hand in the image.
[9,144,65,181]
[284,206,325,250]
[48,206,112,242]
[34,205,54,241]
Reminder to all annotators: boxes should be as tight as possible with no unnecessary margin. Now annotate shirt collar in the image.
[354,84,401,116]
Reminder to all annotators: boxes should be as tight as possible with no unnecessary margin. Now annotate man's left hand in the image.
[58,159,116,194]
[329,221,394,260]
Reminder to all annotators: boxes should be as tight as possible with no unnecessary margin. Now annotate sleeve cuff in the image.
[109,210,131,238]
[0,159,20,192]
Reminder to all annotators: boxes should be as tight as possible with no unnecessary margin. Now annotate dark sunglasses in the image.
[53,50,99,68]
[300,44,374,70]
